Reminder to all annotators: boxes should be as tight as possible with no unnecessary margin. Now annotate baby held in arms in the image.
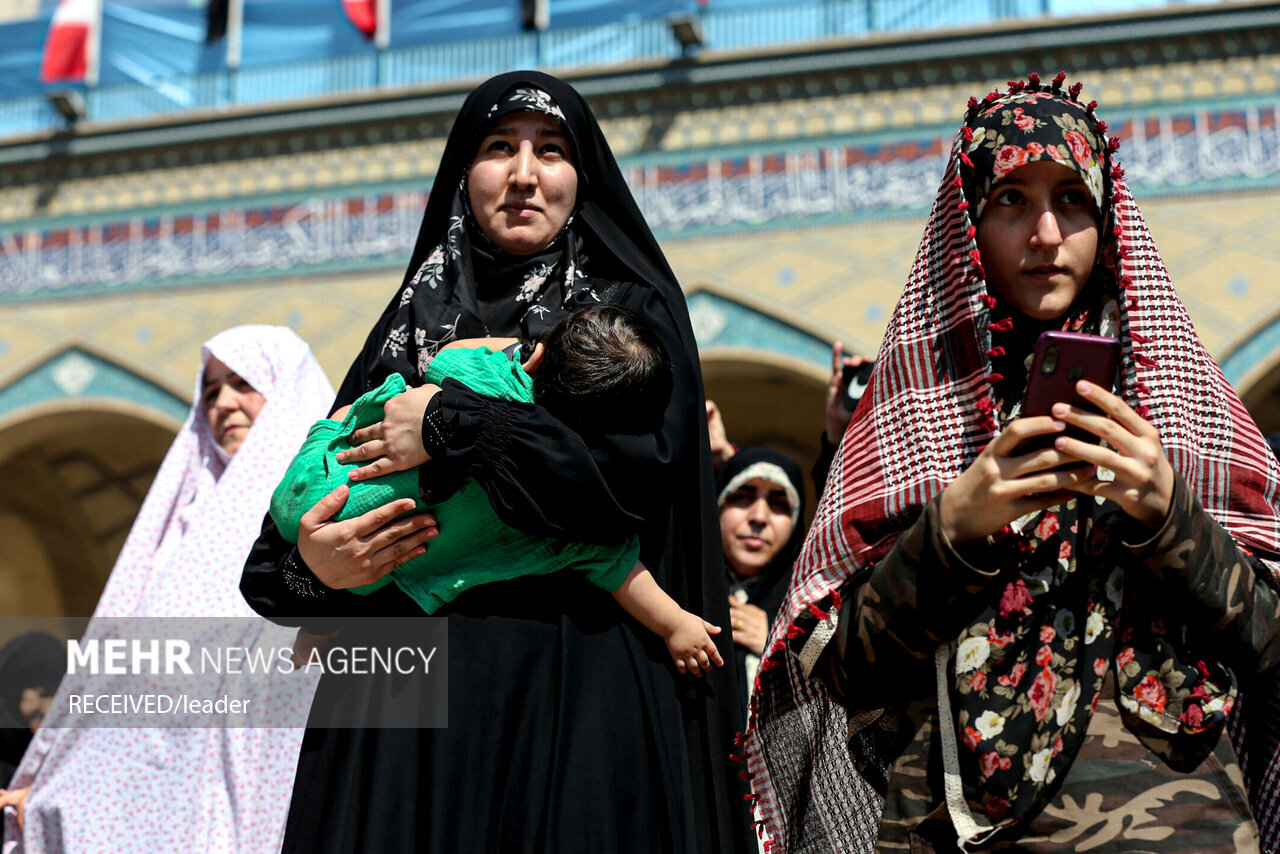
[273,304,723,677]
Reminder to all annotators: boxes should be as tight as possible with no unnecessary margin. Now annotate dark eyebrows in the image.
[202,372,244,393]
[730,484,792,502]
[484,124,568,143]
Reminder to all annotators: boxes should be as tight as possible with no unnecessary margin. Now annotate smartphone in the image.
[1019,331,1121,451]
[841,360,875,411]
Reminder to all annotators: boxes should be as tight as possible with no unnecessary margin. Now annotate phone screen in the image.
[841,361,875,411]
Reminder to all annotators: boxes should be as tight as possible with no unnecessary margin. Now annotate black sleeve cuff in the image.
[415,378,494,505]
[420,391,456,459]
[280,548,330,601]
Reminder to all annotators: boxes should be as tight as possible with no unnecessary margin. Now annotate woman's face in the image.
[467,111,578,256]
[976,160,1099,321]
[202,356,265,457]
[719,477,796,578]
[19,686,53,732]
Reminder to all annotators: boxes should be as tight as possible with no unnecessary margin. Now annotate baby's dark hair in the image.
[533,304,673,435]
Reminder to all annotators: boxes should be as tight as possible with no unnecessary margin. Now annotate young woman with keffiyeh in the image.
[241,72,751,853]
[742,75,1280,853]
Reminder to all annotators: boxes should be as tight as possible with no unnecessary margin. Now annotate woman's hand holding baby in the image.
[339,383,441,481]
[297,486,438,589]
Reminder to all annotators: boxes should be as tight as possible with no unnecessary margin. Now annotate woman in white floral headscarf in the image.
[2,325,333,853]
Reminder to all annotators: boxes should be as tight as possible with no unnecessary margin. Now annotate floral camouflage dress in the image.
[815,466,1277,852]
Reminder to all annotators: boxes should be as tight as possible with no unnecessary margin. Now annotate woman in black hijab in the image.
[718,449,806,717]
[241,71,749,853]
[0,632,63,786]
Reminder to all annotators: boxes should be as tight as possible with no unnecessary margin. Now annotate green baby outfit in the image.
[271,347,638,613]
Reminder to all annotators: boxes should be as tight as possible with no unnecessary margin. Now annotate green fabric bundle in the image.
[270,348,636,613]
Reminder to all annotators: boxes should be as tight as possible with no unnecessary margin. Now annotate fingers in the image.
[347,422,383,447]
[831,341,844,374]
[681,649,710,677]
[335,428,391,484]
[674,632,723,676]
[1006,444,1084,478]
[1048,433,1114,469]
[364,513,439,557]
[1052,400,1165,473]
[336,437,386,465]
[995,416,1066,456]
[1008,463,1095,498]
[348,457,394,482]
[300,484,351,527]
[828,342,867,380]
[348,498,424,537]
[346,523,437,588]
[522,342,545,375]
[704,620,722,635]
[1052,406,1157,463]
[706,637,725,668]
[0,787,28,831]
[1075,381,1156,437]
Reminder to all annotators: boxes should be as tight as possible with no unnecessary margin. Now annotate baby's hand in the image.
[665,611,724,677]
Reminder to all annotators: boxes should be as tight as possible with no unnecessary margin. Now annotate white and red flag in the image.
[40,0,101,84]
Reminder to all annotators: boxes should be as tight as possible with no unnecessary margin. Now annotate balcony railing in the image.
[0,0,1228,138]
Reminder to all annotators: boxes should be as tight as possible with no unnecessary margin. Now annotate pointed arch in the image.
[1221,312,1280,435]
[0,346,187,618]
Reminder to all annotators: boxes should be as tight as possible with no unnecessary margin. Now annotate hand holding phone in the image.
[840,360,875,411]
[1018,332,1121,453]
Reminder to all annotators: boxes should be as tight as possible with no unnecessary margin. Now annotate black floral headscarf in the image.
[340,71,699,397]
[961,89,1109,220]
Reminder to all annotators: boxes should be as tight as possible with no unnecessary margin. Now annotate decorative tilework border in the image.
[1,103,1277,304]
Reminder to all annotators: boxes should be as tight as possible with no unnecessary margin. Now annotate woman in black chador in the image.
[241,71,750,853]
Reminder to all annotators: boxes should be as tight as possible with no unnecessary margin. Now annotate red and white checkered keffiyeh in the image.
[741,76,1280,853]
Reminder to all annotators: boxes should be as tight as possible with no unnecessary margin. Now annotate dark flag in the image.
[206,0,228,42]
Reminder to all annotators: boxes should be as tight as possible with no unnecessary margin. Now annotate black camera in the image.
[840,361,874,411]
